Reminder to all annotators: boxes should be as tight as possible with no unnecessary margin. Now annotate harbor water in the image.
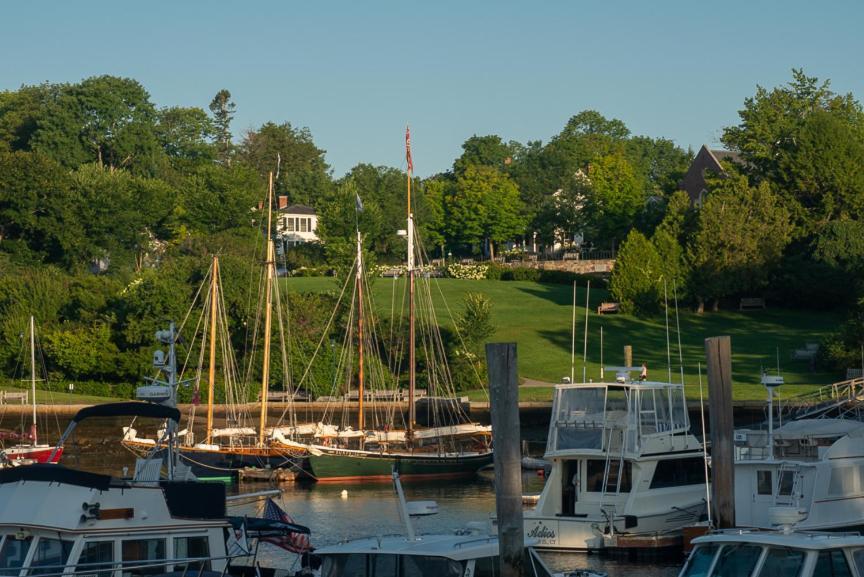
[51,416,682,576]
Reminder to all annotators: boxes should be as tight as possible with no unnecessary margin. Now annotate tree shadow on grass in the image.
[515,282,611,309]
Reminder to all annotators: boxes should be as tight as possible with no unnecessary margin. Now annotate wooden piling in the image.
[705,336,735,529]
[486,343,524,577]
[624,345,633,368]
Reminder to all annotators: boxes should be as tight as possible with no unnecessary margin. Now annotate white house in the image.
[274,197,318,249]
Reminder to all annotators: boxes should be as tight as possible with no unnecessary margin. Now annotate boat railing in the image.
[452,536,498,549]
[3,552,263,577]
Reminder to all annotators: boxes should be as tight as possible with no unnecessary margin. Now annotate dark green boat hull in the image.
[308,449,494,482]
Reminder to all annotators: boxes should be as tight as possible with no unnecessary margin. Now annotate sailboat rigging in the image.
[0,316,63,466]
[303,127,494,482]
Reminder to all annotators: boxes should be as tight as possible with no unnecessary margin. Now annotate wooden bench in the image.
[739,297,766,311]
[0,391,28,405]
[597,302,620,315]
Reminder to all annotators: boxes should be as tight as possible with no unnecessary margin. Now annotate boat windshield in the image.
[320,553,464,577]
[0,535,32,576]
[549,383,689,454]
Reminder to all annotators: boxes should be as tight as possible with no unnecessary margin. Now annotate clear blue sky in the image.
[2,1,862,177]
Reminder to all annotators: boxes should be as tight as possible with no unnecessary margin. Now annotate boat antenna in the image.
[582,280,590,383]
[570,281,577,383]
[673,280,685,385]
[776,346,781,375]
[600,325,604,380]
[663,278,672,385]
[697,362,712,527]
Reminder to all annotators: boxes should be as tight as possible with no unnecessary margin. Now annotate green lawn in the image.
[0,383,116,405]
[285,277,842,401]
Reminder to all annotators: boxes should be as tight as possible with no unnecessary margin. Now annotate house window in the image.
[300,218,309,233]
[286,218,295,232]
[757,470,773,495]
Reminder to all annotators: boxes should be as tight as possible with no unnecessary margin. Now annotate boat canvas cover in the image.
[74,402,181,423]
[0,464,114,490]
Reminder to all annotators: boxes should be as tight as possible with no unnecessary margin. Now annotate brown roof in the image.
[679,145,740,205]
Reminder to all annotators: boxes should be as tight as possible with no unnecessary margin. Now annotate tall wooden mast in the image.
[205,255,219,444]
[356,230,365,432]
[406,127,416,438]
[259,172,275,447]
[29,315,37,446]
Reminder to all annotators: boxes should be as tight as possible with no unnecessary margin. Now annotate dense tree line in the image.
[1,71,862,388]
[610,71,864,372]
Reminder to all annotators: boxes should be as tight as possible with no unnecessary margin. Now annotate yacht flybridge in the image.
[525,372,708,551]
[0,403,314,577]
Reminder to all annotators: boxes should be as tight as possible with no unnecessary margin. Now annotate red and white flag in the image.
[406,126,413,173]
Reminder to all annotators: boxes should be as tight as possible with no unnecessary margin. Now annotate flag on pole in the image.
[261,498,312,554]
[355,193,364,213]
[405,126,413,173]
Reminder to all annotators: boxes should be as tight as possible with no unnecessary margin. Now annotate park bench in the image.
[0,391,28,405]
[563,251,580,261]
[791,343,820,361]
[739,297,766,311]
[597,302,620,315]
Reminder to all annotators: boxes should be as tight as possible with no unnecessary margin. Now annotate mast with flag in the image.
[406,126,416,441]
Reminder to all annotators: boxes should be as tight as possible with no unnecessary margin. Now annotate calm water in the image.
[44,417,681,576]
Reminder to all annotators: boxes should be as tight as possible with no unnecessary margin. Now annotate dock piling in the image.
[705,336,735,529]
[486,342,524,577]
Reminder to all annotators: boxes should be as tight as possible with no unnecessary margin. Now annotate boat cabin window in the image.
[77,541,115,577]
[320,553,464,577]
[711,544,762,577]
[371,554,397,576]
[173,537,211,571]
[121,538,166,576]
[851,549,864,574]
[829,466,858,496]
[680,544,717,577]
[813,550,852,577]
[757,471,773,495]
[0,535,32,577]
[473,556,502,577]
[778,471,795,496]
[757,547,806,577]
[650,458,705,489]
[28,538,73,576]
[586,459,631,493]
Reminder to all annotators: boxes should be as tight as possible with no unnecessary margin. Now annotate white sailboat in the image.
[1,316,63,466]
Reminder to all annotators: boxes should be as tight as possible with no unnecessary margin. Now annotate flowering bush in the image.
[445,263,489,280]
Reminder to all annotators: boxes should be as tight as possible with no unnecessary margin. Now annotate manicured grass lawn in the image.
[284,277,843,401]
[0,383,116,405]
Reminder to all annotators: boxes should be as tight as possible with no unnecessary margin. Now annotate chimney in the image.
[278,196,289,210]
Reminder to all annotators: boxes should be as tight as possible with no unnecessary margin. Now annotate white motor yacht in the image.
[735,418,864,531]
[0,402,314,577]
[525,373,708,551]
[679,529,864,577]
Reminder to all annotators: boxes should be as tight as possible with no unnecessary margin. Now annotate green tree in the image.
[609,230,664,315]
[155,106,216,164]
[449,165,525,258]
[238,121,332,206]
[688,176,792,312]
[583,153,645,246]
[209,89,236,164]
[722,69,864,230]
[453,135,516,176]
[31,76,161,173]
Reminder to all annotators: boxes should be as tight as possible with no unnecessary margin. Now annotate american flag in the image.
[405,126,413,173]
[261,498,312,554]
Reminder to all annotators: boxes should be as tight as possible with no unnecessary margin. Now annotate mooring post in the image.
[624,345,633,369]
[705,335,735,528]
[486,342,524,577]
